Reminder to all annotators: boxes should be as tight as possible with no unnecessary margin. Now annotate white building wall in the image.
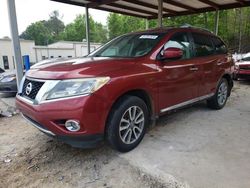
[0,39,101,71]
[34,48,75,61]
[0,39,35,71]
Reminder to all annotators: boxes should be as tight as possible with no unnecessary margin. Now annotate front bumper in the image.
[16,92,110,148]
[22,113,103,148]
[235,70,250,80]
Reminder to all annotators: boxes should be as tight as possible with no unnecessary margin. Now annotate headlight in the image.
[0,75,16,83]
[45,77,110,100]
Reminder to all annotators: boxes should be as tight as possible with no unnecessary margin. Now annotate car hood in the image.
[0,70,16,77]
[26,57,136,80]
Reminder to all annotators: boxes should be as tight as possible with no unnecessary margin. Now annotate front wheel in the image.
[106,96,149,152]
[207,78,229,110]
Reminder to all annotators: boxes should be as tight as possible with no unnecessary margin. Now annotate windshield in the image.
[89,33,166,58]
[242,56,250,61]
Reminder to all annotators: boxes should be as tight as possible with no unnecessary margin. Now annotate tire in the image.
[207,78,229,110]
[106,95,149,152]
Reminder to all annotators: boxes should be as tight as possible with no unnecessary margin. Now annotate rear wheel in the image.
[106,96,148,152]
[207,78,229,110]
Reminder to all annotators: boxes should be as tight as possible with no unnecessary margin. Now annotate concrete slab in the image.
[120,81,250,188]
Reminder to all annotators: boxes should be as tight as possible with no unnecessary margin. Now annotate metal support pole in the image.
[158,0,163,27]
[7,0,23,89]
[238,8,243,53]
[85,5,90,54]
[145,19,149,29]
[214,10,219,35]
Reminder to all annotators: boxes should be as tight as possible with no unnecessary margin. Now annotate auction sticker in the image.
[139,35,158,39]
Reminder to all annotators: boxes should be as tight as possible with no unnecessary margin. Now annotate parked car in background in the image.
[0,71,18,96]
[234,54,250,80]
[16,27,234,152]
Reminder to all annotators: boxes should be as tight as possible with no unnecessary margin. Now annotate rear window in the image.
[212,37,227,54]
[192,33,214,57]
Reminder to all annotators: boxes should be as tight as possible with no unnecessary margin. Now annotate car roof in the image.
[129,26,215,37]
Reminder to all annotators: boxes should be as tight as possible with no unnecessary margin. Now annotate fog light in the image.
[65,120,80,132]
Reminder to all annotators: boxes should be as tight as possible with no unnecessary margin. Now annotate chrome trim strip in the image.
[38,94,90,104]
[18,75,26,94]
[16,94,34,104]
[20,77,90,105]
[160,93,214,113]
[25,76,53,82]
[21,113,55,136]
[163,64,195,69]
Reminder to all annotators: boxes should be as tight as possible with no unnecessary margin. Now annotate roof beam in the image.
[198,0,219,9]
[87,0,118,8]
[108,2,157,17]
[235,0,246,5]
[52,0,89,7]
[163,0,196,12]
[94,6,149,18]
[123,0,177,15]
[52,0,148,18]
[149,2,250,19]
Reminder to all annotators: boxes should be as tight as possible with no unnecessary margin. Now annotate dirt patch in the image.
[0,115,179,188]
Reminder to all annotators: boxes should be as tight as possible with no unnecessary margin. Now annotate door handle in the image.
[189,67,198,71]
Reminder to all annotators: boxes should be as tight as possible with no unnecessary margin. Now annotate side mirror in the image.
[161,47,183,60]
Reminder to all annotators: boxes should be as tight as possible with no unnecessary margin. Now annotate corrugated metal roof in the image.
[51,0,250,18]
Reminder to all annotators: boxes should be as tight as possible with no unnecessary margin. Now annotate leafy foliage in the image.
[20,21,53,45]
[20,8,250,53]
[60,15,107,43]
[20,10,64,45]
[107,8,250,53]
[20,11,108,45]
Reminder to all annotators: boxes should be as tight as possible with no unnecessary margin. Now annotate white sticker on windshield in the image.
[139,35,158,39]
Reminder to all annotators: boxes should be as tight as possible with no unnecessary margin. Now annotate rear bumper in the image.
[21,113,104,148]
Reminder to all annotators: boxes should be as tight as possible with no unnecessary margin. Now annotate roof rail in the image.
[180,24,213,33]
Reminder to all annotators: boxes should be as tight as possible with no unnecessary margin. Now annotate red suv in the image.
[16,27,234,152]
[234,55,250,80]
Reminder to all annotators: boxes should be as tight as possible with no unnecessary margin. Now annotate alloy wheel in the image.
[217,81,228,106]
[119,106,145,144]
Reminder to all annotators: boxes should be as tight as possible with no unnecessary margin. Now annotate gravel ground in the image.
[0,99,183,188]
[0,81,249,188]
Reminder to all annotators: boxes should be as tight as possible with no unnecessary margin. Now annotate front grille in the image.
[21,78,44,100]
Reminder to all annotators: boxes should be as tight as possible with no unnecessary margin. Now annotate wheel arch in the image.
[222,73,233,96]
[104,89,155,136]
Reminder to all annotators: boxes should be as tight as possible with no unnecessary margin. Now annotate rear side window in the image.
[212,37,227,54]
[192,33,214,57]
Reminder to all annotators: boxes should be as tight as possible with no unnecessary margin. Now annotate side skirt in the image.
[160,93,214,114]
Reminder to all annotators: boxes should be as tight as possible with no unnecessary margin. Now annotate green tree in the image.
[20,21,52,45]
[45,10,65,40]
[20,10,65,45]
[107,13,146,39]
[61,14,108,43]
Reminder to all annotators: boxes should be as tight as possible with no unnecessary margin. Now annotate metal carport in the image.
[7,0,250,88]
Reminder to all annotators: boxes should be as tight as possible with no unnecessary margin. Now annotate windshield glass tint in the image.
[89,33,165,58]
